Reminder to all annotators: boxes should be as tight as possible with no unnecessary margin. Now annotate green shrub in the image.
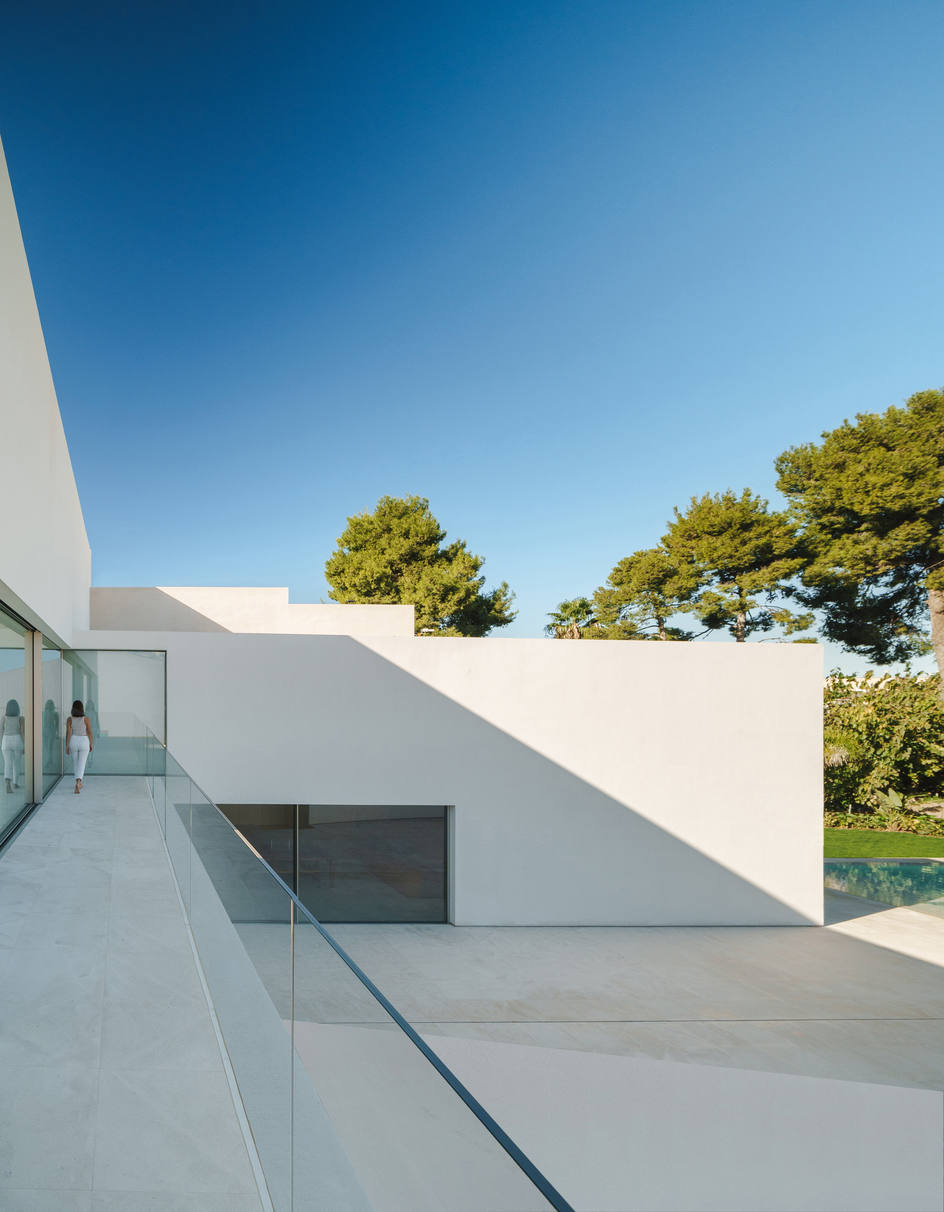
[823,671,944,814]
[824,806,944,836]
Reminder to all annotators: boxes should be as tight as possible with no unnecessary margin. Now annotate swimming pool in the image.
[825,858,944,912]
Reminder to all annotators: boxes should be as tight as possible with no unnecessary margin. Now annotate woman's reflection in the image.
[2,698,25,793]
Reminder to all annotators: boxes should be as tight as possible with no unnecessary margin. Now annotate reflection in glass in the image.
[65,650,165,774]
[219,804,447,923]
[0,606,29,839]
[300,805,446,922]
[42,641,63,796]
[2,697,25,793]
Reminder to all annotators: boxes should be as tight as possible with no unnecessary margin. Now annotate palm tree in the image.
[545,598,596,639]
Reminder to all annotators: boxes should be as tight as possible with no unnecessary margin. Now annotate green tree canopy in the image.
[325,495,515,636]
[545,598,596,639]
[592,546,698,640]
[775,388,944,678]
[823,671,944,813]
[663,489,813,642]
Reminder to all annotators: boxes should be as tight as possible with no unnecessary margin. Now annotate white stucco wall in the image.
[91,586,414,636]
[0,138,90,644]
[73,628,824,927]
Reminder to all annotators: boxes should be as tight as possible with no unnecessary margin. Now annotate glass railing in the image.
[85,710,153,774]
[141,727,572,1212]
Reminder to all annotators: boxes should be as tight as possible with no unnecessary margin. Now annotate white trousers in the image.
[1,734,23,782]
[69,735,90,780]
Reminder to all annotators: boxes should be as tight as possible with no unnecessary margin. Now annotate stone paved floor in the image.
[7,775,944,1209]
[0,776,263,1212]
[330,890,944,1092]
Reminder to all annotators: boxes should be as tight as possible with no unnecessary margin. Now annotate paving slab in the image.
[0,776,262,1208]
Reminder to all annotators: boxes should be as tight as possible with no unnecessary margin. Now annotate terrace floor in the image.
[0,776,263,1212]
[331,891,944,1092]
[3,776,944,1211]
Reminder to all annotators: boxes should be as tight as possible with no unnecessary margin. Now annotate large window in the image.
[0,606,31,839]
[298,805,446,923]
[66,650,166,774]
[219,804,448,923]
[0,632,169,847]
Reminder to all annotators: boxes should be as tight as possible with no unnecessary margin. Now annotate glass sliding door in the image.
[41,640,63,796]
[0,606,31,838]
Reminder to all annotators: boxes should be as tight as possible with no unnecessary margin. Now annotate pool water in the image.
[825,859,944,911]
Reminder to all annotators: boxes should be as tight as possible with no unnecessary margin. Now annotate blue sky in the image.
[2,1,942,665]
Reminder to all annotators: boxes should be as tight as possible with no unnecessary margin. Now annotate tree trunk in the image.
[930,587,944,693]
[735,611,746,643]
[657,614,667,641]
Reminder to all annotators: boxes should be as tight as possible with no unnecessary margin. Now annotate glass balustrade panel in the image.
[290,899,555,1212]
[149,750,567,1212]
[189,790,295,1212]
[164,754,191,911]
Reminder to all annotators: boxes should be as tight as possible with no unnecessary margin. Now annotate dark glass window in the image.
[299,805,445,923]
[219,804,447,924]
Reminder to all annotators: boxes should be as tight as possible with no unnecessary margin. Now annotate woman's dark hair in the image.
[5,699,19,717]
[72,700,85,718]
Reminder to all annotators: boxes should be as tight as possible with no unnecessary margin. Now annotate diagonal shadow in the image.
[91,588,228,632]
[176,633,823,927]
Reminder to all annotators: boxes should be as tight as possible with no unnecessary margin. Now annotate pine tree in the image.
[663,489,812,642]
[776,388,944,679]
[325,495,515,636]
[592,547,698,640]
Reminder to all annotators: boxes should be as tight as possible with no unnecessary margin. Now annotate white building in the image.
[0,129,824,927]
[4,138,941,1212]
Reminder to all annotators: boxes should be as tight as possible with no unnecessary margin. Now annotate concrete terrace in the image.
[0,776,263,1212]
[3,776,944,1210]
[325,904,944,1210]
[331,895,944,1092]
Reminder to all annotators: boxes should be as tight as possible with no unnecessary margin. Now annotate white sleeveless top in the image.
[2,714,20,736]
[71,716,88,736]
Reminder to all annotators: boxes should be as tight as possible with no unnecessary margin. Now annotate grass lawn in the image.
[824,828,944,858]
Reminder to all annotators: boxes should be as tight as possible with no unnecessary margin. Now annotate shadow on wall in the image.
[176,635,822,927]
[90,588,228,632]
[344,639,820,927]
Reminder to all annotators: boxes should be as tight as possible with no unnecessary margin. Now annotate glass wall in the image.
[300,804,446,922]
[41,641,63,797]
[0,605,31,840]
[219,803,448,923]
[67,650,166,774]
[0,635,168,844]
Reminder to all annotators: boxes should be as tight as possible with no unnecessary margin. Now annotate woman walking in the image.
[2,699,24,793]
[66,700,93,794]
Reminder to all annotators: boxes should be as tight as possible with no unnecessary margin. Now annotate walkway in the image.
[0,775,263,1212]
